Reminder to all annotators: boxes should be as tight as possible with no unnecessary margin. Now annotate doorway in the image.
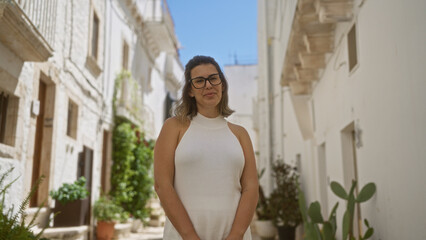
[30,78,56,207]
[317,143,328,217]
[341,122,361,237]
[77,146,93,225]
[30,81,45,207]
[101,130,111,194]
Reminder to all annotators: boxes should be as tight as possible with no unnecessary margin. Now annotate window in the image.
[0,92,9,144]
[122,40,129,70]
[0,90,18,146]
[311,99,316,132]
[86,6,102,76]
[91,12,99,60]
[347,23,358,72]
[164,92,174,121]
[66,99,78,139]
[296,153,302,172]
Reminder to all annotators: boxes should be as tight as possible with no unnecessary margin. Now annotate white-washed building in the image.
[224,64,259,159]
[258,0,426,239]
[1,1,108,236]
[0,0,182,238]
[0,0,57,212]
[106,0,183,140]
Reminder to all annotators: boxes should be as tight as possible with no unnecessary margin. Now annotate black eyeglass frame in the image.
[189,73,222,89]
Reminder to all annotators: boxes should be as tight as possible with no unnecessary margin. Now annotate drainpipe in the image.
[281,86,285,162]
[267,37,274,194]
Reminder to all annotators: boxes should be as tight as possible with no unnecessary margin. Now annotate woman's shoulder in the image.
[227,121,250,139]
[163,116,190,132]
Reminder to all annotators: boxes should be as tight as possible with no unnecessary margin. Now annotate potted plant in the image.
[93,195,124,240]
[49,176,89,227]
[269,161,302,240]
[255,168,277,239]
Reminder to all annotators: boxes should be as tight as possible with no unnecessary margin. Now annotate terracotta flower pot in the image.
[96,221,116,240]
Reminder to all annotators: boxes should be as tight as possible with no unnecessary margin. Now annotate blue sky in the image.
[167,0,258,69]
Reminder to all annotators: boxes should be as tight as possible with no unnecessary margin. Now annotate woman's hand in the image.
[224,232,244,240]
[182,232,201,240]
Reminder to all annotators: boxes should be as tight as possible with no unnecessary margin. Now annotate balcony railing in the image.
[142,0,174,33]
[15,0,57,48]
[139,0,177,52]
[115,74,146,126]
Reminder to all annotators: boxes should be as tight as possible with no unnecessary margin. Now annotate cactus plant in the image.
[331,180,376,240]
[298,180,376,240]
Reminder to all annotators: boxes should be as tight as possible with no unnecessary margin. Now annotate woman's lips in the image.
[204,92,215,97]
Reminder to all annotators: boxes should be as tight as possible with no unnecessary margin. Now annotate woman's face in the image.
[189,63,224,112]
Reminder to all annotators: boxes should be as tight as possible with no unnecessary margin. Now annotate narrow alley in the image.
[1,0,426,240]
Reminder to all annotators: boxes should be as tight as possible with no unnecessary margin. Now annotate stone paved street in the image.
[126,226,262,240]
[127,226,163,240]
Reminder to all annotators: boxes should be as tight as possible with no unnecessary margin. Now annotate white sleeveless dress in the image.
[163,113,252,240]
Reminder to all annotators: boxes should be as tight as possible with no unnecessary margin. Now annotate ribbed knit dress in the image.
[163,113,252,240]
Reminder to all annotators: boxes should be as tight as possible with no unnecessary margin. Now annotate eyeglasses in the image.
[190,73,222,89]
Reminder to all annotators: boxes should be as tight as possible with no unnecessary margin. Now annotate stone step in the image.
[147,197,166,227]
[114,222,132,240]
[24,207,50,228]
[148,215,165,227]
[128,226,164,240]
[32,225,89,240]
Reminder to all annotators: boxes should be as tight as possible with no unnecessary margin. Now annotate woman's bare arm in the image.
[226,124,259,240]
[154,117,200,240]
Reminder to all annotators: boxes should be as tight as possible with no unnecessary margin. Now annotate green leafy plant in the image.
[111,118,155,222]
[112,70,132,113]
[49,176,89,204]
[0,167,48,240]
[269,161,302,227]
[111,70,155,222]
[129,135,154,221]
[256,168,274,220]
[110,119,136,215]
[113,69,141,115]
[93,195,125,222]
[299,189,339,240]
[299,180,376,240]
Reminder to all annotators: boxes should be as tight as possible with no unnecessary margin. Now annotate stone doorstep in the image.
[32,225,89,240]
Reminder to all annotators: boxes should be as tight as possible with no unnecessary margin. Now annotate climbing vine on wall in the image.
[129,130,154,220]
[110,71,155,221]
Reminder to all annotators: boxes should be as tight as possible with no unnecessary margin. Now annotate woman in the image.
[154,55,259,240]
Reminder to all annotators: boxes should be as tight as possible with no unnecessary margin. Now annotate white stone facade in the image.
[258,0,426,239]
[0,0,182,235]
[224,64,259,158]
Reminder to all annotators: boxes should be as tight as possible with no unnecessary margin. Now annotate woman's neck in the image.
[197,108,220,118]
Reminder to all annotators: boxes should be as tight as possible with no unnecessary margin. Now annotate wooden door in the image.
[101,130,110,194]
[77,146,93,225]
[30,81,46,207]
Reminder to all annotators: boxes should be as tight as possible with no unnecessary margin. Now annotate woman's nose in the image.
[205,80,213,88]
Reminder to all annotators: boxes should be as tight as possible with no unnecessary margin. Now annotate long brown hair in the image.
[174,55,234,123]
